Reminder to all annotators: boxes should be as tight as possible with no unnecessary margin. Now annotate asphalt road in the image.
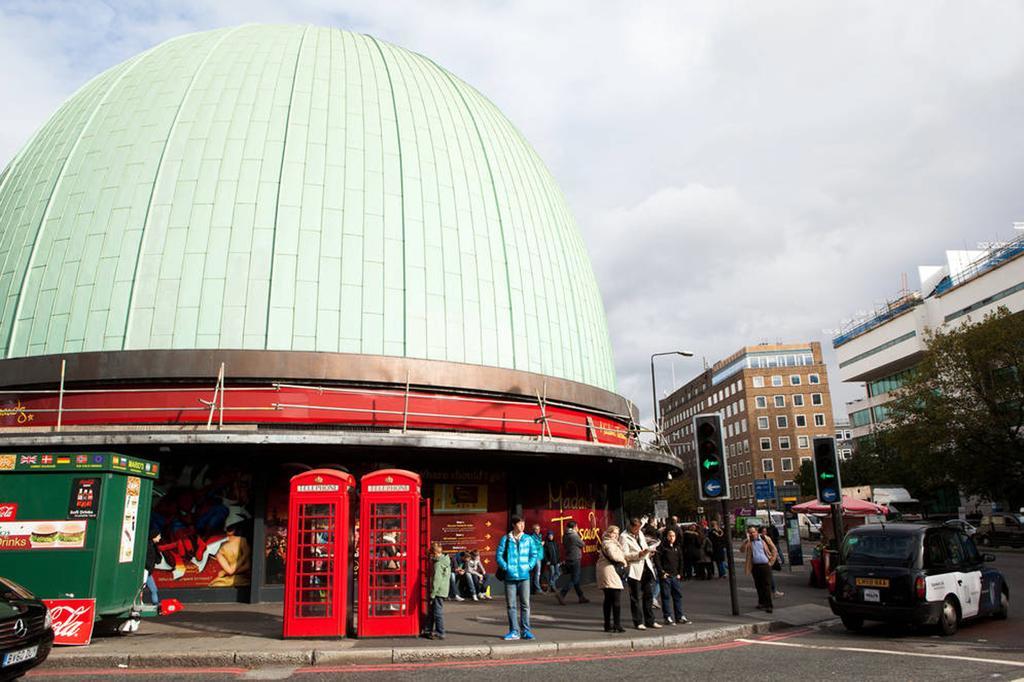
[26,547,1024,682]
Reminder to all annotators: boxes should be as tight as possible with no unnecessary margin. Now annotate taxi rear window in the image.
[841,534,916,567]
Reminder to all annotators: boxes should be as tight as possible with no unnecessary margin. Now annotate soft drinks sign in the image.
[41,598,96,646]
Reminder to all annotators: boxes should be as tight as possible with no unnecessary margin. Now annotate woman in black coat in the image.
[654,529,688,624]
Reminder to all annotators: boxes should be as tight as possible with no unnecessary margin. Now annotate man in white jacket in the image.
[620,518,661,630]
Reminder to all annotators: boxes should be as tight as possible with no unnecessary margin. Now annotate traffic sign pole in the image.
[722,499,739,616]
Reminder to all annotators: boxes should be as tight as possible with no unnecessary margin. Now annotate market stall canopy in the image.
[791,496,889,516]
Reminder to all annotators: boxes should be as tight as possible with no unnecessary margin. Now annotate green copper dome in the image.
[0,24,615,391]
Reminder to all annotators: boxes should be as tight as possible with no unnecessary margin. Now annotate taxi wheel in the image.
[938,597,960,636]
[994,589,1009,620]
[841,615,863,631]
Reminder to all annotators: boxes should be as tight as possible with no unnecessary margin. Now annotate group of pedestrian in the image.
[422,512,781,642]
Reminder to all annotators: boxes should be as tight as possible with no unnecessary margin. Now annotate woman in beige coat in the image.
[596,525,635,632]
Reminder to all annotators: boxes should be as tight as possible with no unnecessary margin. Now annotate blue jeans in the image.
[559,560,583,598]
[532,562,542,593]
[505,579,531,635]
[544,562,560,590]
[145,573,160,606]
[424,596,445,635]
[467,573,486,597]
[659,575,684,621]
[716,560,728,577]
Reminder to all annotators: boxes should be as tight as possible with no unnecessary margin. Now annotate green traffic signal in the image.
[702,458,719,470]
[820,472,835,479]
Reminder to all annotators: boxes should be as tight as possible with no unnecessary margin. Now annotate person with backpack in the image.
[556,520,589,605]
[421,541,450,640]
[495,515,541,640]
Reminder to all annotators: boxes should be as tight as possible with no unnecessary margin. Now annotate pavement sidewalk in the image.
[41,565,835,670]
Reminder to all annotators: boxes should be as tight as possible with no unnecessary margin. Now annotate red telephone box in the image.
[357,469,427,637]
[283,469,355,638]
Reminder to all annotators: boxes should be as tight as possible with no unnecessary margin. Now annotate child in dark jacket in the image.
[422,542,450,640]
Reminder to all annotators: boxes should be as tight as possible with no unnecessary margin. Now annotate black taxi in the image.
[828,523,1009,635]
[0,576,54,680]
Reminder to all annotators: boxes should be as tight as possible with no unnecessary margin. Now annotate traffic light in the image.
[694,414,730,500]
[812,437,842,504]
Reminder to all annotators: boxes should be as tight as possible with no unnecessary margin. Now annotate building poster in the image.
[433,483,488,513]
[67,478,101,519]
[522,481,611,567]
[431,512,506,571]
[118,476,141,563]
[149,462,253,589]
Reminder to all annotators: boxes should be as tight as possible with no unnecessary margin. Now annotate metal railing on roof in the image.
[935,232,1024,295]
[832,292,923,347]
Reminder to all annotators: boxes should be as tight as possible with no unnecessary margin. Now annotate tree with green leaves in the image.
[794,459,816,498]
[881,307,1024,509]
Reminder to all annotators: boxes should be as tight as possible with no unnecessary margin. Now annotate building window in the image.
[789,375,801,385]
[739,398,745,412]
[781,457,793,471]
[776,415,788,428]
[773,395,785,408]
[811,393,823,406]
[760,438,772,451]
[762,458,774,472]
[757,416,769,429]
[800,456,811,465]
[850,408,871,428]
[797,435,809,449]
[793,394,804,407]
[771,375,783,387]
[814,413,826,427]
[779,437,791,450]
[753,376,765,388]
[809,373,820,384]
[795,414,807,427]
[755,396,767,409]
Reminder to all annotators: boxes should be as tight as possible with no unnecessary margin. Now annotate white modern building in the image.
[834,230,1024,445]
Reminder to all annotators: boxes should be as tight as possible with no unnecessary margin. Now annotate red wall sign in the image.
[0,503,16,521]
[42,598,96,646]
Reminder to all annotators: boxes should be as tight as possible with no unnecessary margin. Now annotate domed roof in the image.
[0,24,615,391]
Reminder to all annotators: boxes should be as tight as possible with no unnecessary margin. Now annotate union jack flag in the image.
[19,455,37,464]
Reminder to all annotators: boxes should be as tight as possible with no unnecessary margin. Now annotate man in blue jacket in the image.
[496,515,540,640]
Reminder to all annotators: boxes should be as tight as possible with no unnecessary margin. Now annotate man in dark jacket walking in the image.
[709,520,729,578]
[556,521,589,604]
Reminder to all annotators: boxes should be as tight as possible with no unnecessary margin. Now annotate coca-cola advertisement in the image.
[42,598,96,646]
[0,503,16,521]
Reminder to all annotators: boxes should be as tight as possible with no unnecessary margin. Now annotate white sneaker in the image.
[636,624,646,630]
[774,591,784,598]
[651,622,663,629]
[678,615,691,624]
[455,595,465,601]
[472,595,479,601]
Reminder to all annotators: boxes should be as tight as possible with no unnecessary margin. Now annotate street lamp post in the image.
[650,350,694,446]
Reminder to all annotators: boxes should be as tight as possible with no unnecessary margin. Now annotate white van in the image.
[798,513,822,540]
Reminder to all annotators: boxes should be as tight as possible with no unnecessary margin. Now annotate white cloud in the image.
[2,1,1023,424]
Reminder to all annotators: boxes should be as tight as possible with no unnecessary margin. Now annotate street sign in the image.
[754,478,776,501]
[653,499,668,519]
[693,414,730,500]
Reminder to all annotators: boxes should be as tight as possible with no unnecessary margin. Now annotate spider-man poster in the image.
[149,462,254,589]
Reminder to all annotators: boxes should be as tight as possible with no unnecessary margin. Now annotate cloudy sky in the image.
[2,1,1023,424]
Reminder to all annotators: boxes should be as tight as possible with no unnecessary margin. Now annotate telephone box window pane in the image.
[294,502,336,620]
[369,502,408,617]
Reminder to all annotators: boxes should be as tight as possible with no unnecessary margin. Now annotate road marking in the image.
[735,638,1024,667]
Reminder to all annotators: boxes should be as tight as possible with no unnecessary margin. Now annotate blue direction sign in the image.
[704,479,722,496]
[821,487,839,503]
[754,478,776,502]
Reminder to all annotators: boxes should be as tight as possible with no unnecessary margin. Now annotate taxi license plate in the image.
[2,645,38,667]
[855,577,890,588]
[862,588,881,603]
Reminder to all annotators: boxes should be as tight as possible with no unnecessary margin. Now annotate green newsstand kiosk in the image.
[0,452,159,633]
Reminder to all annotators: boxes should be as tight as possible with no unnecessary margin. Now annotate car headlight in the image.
[44,606,53,630]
